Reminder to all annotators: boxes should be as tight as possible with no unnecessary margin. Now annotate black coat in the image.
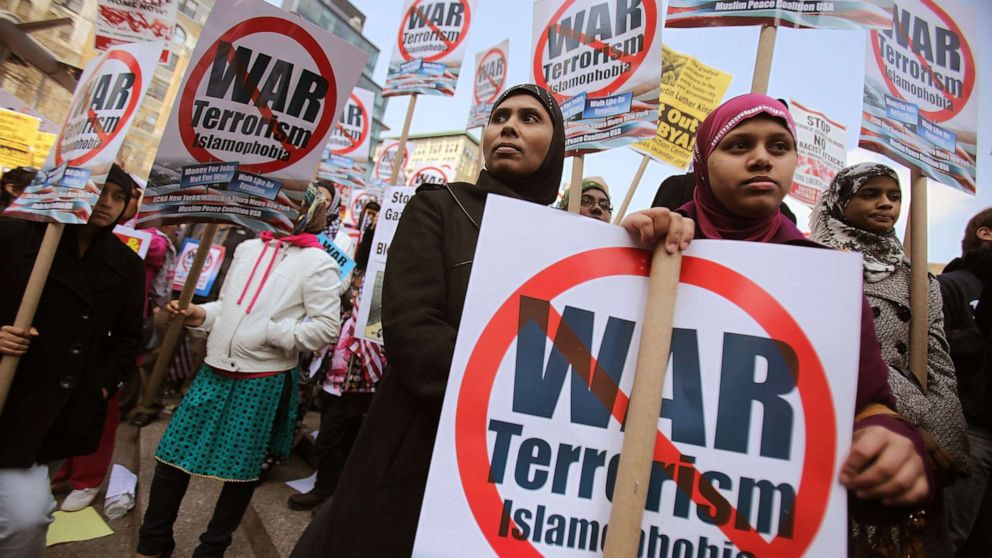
[293,180,520,557]
[0,219,144,467]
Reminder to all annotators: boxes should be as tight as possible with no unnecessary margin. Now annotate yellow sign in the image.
[0,107,41,151]
[633,46,733,170]
[32,132,57,167]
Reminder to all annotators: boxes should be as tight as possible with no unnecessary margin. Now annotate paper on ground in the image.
[46,508,113,546]
[286,472,317,494]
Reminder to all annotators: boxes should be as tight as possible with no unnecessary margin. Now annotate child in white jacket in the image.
[136,185,341,558]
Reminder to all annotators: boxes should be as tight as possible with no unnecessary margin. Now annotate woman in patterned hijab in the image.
[812,162,968,556]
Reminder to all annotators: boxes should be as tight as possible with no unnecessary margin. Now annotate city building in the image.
[280,0,387,154]
[374,131,482,185]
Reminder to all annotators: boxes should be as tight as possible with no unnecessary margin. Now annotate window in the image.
[172,25,187,49]
[137,114,158,133]
[178,0,198,19]
[147,79,169,100]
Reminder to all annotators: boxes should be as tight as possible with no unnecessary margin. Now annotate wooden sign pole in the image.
[603,246,682,557]
[908,169,929,391]
[136,223,219,415]
[567,154,585,213]
[391,94,418,186]
[0,222,64,415]
[751,25,777,95]
[613,154,651,224]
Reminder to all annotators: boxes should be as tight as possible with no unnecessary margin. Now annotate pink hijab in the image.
[679,94,806,243]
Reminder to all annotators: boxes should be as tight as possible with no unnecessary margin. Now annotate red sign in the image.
[532,0,657,102]
[176,17,338,174]
[330,92,370,156]
[55,50,144,167]
[454,248,836,556]
[473,47,507,104]
[373,143,410,181]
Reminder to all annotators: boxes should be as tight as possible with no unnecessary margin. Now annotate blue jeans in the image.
[945,425,992,557]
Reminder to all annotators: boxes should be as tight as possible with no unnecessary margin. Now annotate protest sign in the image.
[319,154,369,191]
[172,237,226,297]
[4,40,161,224]
[344,187,379,227]
[665,0,892,30]
[0,108,39,169]
[409,161,454,187]
[317,233,357,279]
[95,0,178,62]
[859,0,978,194]
[135,0,368,232]
[467,39,509,129]
[413,196,863,557]
[788,99,847,206]
[372,139,415,186]
[355,186,412,344]
[531,0,665,155]
[384,0,477,96]
[632,45,732,170]
[113,224,154,259]
[327,87,375,162]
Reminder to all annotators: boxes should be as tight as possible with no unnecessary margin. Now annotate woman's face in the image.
[843,175,901,234]
[706,115,797,219]
[89,181,127,228]
[483,94,553,179]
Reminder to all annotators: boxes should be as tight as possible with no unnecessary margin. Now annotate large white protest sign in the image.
[95,0,178,62]
[467,39,509,129]
[789,99,847,207]
[384,0,478,97]
[859,0,978,194]
[414,196,863,557]
[665,0,892,29]
[531,0,664,155]
[326,87,375,162]
[355,186,413,344]
[4,41,161,224]
[136,0,368,232]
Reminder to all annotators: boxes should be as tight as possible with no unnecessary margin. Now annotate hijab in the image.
[679,94,806,244]
[320,183,343,240]
[809,162,907,283]
[479,84,565,206]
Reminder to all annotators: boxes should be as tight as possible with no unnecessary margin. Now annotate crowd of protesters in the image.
[0,86,989,558]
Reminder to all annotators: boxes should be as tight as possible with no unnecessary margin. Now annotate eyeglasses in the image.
[580,194,612,212]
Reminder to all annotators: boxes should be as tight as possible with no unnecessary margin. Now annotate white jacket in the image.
[191,237,341,373]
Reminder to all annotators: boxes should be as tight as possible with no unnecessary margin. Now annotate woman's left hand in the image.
[621,208,695,254]
[840,425,929,506]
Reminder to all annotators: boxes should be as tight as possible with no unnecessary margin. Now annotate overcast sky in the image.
[340,0,991,263]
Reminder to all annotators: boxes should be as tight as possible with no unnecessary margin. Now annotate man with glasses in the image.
[556,177,613,223]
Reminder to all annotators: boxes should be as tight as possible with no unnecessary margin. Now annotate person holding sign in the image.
[0,165,144,557]
[631,93,931,543]
[811,163,968,556]
[0,166,37,212]
[136,185,341,558]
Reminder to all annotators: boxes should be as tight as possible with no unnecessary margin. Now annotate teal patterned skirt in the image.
[156,365,298,482]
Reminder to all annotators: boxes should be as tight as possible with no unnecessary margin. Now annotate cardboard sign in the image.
[467,39,509,129]
[4,41,161,224]
[666,0,892,29]
[385,0,478,96]
[317,233,357,279]
[95,0,178,62]
[413,196,862,557]
[531,0,665,155]
[113,224,154,259]
[372,139,415,185]
[858,0,978,194]
[408,162,454,187]
[172,237,226,297]
[318,155,368,192]
[789,99,847,207]
[136,0,369,232]
[327,87,375,162]
[355,186,412,344]
[632,45,732,169]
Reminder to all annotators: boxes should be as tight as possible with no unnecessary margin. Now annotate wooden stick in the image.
[391,93,418,186]
[567,154,584,214]
[751,25,777,95]
[613,155,651,224]
[136,223,219,414]
[0,222,64,415]
[908,169,929,391]
[604,245,682,557]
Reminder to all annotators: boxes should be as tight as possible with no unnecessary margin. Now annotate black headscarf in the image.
[480,84,565,206]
